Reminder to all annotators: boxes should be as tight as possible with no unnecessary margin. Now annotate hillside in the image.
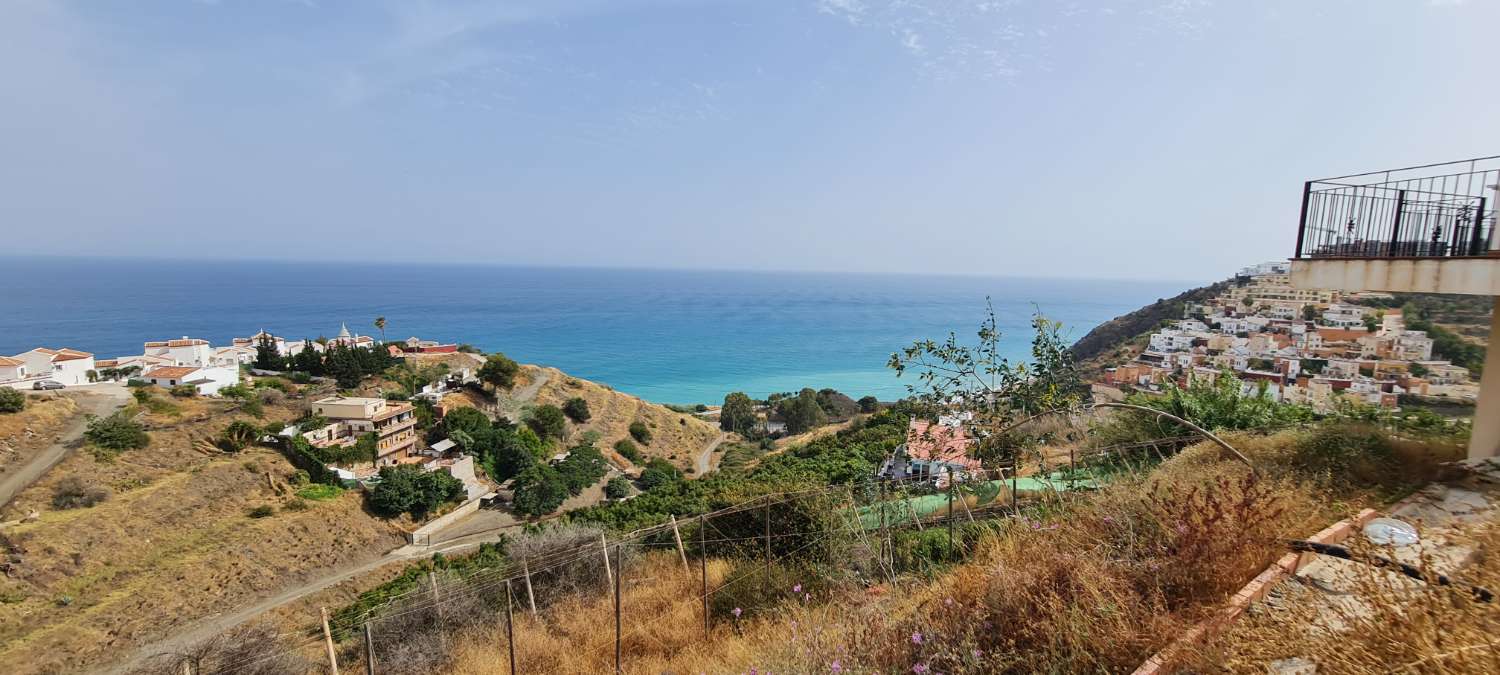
[429,359,723,474]
[0,389,408,675]
[1068,279,1230,377]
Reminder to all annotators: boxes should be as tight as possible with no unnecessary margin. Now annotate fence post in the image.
[879,479,889,572]
[363,623,375,675]
[700,513,709,639]
[1011,464,1019,512]
[505,580,517,675]
[522,557,538,617]
[671,514,689,572]
[429,571,443,615]
[763,497,772,564]
[1294,180,1311,258]
[614,543,623,675]
[600,533,614,589]
[319,606,341,675]
[946,467,955,555]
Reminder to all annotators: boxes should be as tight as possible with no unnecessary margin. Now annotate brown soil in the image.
[0,394,81,481]
[0,391,406,675]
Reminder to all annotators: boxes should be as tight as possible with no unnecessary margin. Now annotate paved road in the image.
[0,383,130,508]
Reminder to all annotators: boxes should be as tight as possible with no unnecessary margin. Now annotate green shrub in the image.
[168,384,198,398]
[287,371,313,384]
[218,420,263,452]
[247,505,276,518]
[527,404,568,441]
[555,444,609,495]
[708,559,828,621]
[84,413,149,457]
[563,397,591,423]
[0,388,25,414]
[296,483,344,501]
[253,377,290,392]
[605,476,632,500]
[613,439,642,463]
[125,378,150,388]
[629,421,652,445]
[239,398,264,418]
[218,384,253,400]
[638,458,683,491]
[478,353,520,390]
[283,498,311,512]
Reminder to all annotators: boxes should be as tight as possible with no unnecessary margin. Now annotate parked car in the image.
[32,380,64,390]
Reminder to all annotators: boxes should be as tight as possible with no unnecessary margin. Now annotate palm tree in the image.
[374,316,387,344]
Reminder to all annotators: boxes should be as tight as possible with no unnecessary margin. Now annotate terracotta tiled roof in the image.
[53,349,93,362]
[144,366,200,380]
[904,419,977,467]
[0,356,24,367]
[167,339,208,347]
[94,359,119,368]
[32,347,59,355]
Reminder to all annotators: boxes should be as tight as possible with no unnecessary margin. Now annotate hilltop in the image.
[1067,279,1231,377]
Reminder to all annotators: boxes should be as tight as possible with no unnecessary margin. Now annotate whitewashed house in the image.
[12,348,95,386]
[143,338,215,367]
[141,365,241,396]
[0,356,28,382]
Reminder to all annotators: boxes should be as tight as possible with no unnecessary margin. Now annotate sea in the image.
[1,257,1195,405]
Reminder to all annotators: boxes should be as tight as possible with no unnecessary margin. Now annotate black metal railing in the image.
[1294,156,1500,259]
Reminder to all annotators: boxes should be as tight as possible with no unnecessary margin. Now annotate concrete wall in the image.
[1470,298,1500,461]
[1291,258,1500,295]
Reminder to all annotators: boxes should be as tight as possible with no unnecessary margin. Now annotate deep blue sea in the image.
[0,257,1193,404]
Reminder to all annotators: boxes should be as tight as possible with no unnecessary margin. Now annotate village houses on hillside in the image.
[1100,263,1476,411]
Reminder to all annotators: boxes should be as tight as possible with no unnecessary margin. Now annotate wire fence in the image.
[145,432,1204,675]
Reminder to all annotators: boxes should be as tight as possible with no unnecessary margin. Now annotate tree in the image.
[374,316,387,343]
[254,334,284,371]
[889,304,1086,464]
[562,397,591,423]
[0,387,24,414]
[489,427,538,482]
[555,443,608,494]
[478,353,520,391]
[527,404,567,441]
[857,396,879,413]
[613,438,642,463]
[292,341,324,375]
[604,476,631,500]
[84,413,150,453]
[369,465,464,518]
[1302,305,1317,321]
[719,392,757,435]
[638,457,683,491]
[629,421,652,445]
[775,388,827,435]
[511,463,568,516]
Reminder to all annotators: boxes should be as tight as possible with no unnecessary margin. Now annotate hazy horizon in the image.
[4,1,1497,280]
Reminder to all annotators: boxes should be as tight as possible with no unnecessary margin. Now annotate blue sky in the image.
[2,0,1496,281]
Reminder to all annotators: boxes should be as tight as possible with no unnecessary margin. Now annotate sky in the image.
[2,0,1497,281]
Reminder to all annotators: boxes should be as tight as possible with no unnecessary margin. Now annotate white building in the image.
[1321,304,1367,328]
[11,348,96,386]
[143,338,215,367]
[0,356,28,382]
[1148,329,1197,353]
[141,365,241,396]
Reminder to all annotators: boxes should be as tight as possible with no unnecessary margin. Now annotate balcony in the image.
[1290,156,1500,296]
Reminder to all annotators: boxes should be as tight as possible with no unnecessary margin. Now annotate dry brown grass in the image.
[423,429,1428,674]
[1196,520,1500,673]
[0,394,81,478]
[526,366,720,472]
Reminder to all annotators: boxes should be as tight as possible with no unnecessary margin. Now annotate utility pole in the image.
[700,513,709,639]
[505,580,517,675]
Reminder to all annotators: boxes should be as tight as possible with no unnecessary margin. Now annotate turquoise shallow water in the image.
[0,257,1191,404]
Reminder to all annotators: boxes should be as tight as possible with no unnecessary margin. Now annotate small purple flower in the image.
[944,597,954,606]
[804,592,811,602]
[913,664,929,674]
[911,631,924,645]
[831,660,842,673]
[793,583,802,593]
[972,649,982,658]
[732,607,743,618]
[1102,516,1115,524]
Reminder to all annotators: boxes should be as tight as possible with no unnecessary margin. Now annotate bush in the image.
[511,463,569,516]
[169,384,198,398]
[605,476,632,499]
[0,388,26,414]
[527,404,568,441]
[125,378,149,388]
[51,477,109,509]
[218,384,253,400]
[638,457,683,491]
[295,484,344,501]
[629,421,652,445]
[613,438,642,463]
[478,353,521,390]
[84,413,149,456]
[283,498,310,512]
[555,444,609,495]
[369,465,465,518]
[247,505,275,518]
[287,371,313,384]
[858,395,879,413]
[562,397,591,423]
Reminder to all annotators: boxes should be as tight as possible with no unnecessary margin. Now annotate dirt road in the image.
[695,432,728,475]
[0,383,130,508]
